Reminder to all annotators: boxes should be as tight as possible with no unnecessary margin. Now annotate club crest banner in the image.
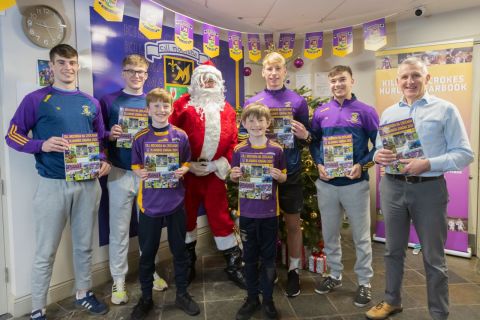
[89,7,243,246]
[228,31,243,61]
[264,33,275,54]
[139,0,163,40]
[278,33,295,59]
[363,18,386,51]
[175,13,194,51]
[332,26,353,57]
[94,0,125,22]
[203,24,220,58]
[304,32,323,59]
[247,34,262,62]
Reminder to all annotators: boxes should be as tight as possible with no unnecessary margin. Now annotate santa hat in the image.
[192,60,223,81]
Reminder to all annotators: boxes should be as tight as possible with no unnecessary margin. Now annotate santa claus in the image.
[170,61,245,288]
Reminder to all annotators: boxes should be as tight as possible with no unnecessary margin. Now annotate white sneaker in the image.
[153,272,168,291]
[111,281,128,305]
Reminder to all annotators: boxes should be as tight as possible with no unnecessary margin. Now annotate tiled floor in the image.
[6,234,480,320]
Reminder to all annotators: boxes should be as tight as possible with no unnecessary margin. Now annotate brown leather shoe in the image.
[365,301,403,319]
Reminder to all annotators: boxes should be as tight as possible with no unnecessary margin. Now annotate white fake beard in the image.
[189,87,225,120]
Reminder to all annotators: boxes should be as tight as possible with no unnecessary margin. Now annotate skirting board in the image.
[9,227,213,317]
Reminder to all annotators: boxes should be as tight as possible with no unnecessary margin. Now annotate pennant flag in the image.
[363,18,387,51]
[93,0,125,22]
[304,32,323,60]
[228,31,243,61]
[203,24,220,58]
[0,0,16,11]
[247,34,262,62]
[139,0,163,40]
[332,26,353,57]
[264,34,275,54]
[175,13,194,51]
[278,33,295,59]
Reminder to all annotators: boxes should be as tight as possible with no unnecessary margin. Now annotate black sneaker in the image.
[354,285,372,307]
[314,276,342,294]
[175,292,200,316]
[130,297,153,320]
[262,300,278,319]
[285,270,300,297]
[236,296,261,320]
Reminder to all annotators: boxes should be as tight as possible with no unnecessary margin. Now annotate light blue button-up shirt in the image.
[375,93,474,176]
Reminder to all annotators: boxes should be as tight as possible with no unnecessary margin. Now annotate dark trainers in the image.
[354,285,372,307]
[262,300,279,319]
[30,309,46,320]
[236,296,261,320]
[75,291,108,315]
[314,276,342,294]
[130,297,154,320]
[285,269,300,297]
[175,292,200,316]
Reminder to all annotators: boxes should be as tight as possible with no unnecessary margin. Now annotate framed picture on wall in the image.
[37,59,53,86]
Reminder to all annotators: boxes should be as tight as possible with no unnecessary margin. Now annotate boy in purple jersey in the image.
[310,65,379,308]
[231,103,287,320]
[130,88,200,320]
[5,44,110,320]
[242,52,311,297]
[99,54,167,304]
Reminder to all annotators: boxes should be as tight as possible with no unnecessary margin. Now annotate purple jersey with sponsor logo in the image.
[131,124,191,217]
[232,139,286,218]
[5,86,106,179]
[310,96,379,186]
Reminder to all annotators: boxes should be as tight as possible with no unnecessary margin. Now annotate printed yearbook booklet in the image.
[269,106,294,148]
[239,152,274,200]
[117,107,148,148]
[379,118,424,174]
[143,142,180,189]
[63,133,101,182]
[323,134,353,177]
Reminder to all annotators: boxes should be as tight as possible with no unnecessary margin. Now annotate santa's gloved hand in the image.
[189,161,217,176]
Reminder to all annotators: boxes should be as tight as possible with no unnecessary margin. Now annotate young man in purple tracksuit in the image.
[5,44,110,320]
[310,65,379,307]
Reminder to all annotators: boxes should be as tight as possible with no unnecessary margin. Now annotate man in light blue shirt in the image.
[366,57,473,320]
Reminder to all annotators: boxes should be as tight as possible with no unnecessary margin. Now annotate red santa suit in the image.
[170,93,238,250]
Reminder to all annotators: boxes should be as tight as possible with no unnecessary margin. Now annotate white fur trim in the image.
[213,157,231,180]
[214,233,237,251]
[199,108,220,161]
[193,65,223,81]
[185,229,197,244]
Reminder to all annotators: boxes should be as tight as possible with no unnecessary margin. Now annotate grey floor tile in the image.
[288,293,337,318]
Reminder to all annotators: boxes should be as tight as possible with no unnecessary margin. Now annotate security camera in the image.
[414,6,426,17]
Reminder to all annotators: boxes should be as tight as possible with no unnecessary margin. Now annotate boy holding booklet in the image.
[230,103,287,320]
[130,88,200,320]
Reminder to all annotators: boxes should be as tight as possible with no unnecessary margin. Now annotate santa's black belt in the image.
[386,174,443,184]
